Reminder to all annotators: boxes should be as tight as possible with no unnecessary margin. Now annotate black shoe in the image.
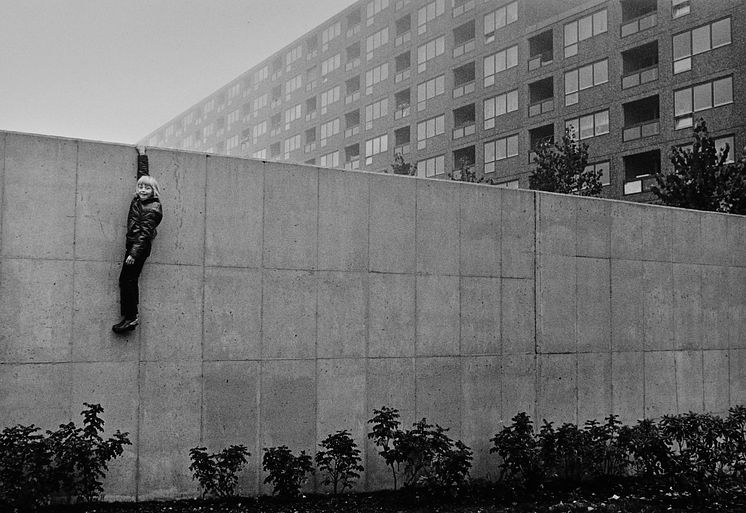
[112,317,139,333]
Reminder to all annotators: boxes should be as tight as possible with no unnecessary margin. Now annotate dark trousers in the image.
[118,249,150,319]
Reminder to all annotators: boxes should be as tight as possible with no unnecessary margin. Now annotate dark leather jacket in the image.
[126,196,163,259]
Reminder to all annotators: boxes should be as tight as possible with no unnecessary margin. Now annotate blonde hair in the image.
[137,175,161,199]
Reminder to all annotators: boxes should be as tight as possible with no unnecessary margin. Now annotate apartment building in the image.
[140,0,746,200]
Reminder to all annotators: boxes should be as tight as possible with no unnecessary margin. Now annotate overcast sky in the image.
[0,0,354,144]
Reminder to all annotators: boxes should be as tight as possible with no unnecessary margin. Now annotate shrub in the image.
[315,430,364,494]
[189,444,250,498]
[367,406,404,489]
[490,412,545,490]
[262,445,314,498]
[0,424,55,510]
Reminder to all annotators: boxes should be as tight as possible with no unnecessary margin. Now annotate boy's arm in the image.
[136,146,149,179]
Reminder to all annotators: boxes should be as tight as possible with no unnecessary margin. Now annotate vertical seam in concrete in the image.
[363,173,371,491]
[256,161,266,494]
[0,132,6,259]
[533,192,539,424]
[134,150,143,502]
[672,264,680,415]
[413,179,419,421]
[313,167,320,492]
[200,155,208,445]
[70,141,79,374]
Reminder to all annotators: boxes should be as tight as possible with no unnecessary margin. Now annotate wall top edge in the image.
[2,128,743,220]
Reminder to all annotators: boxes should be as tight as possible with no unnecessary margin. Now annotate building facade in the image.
[140,0,746,201]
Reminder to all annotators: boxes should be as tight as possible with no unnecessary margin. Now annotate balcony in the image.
[621,12,657,37]
[622,66,658,89]
[622,120,659,141]
[453,39,475,58]
[345,58,360,71]
[453,81,475,99]
[344,125,360,138]
[395,105,410,120]
[453,123,476,140]
[453,0,475,18]
[346,24,361,38]
[623,149,660,195]
[529,51,553,71]
[344,158,361,170]
[623,174,656,195]
[305,110,317,122]
[528,30,553,71]
[306,49,318,60]
[453,104,476,140]
[394,143,410,156]
[396,31,411,46]
[529,99,554,117]
[453,21,475,58]
[453,61,476,99]
[345,91,360,104]
[395,69,411,83]
[304,142,316,153]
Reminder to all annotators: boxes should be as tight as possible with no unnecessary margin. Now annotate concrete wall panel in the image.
[728,215,746,267]
[612,352,644,424]
[501,355,536,421]
[672,263,703,350]
[731,349,746,407]
[262,270,317,359]
[701,266,730,350]
[205,156,263,268]
[146,149,206,266]
[611,259,643,352]
[204,267,262,361]
[369,273,415,357]
[538,193,576,256]
[0,259,73,362]
[138,361,201,499]
[460,185,501,277]
[701,214,729,266]
[538,354,577,425]
[317,271,367,358]
[578,352,611,423]
[644,352,678,418]
[576,257,610,353]
[318,168,369,271]
[263,163,318,270]
[502,278,535,355]
[460,277,501,355]
[416,275,460,355]
[728,267,746,349]
[704,350,730,413]
[415,357,462,438]
[501,189,535,278]
[72,260,139,362]
[203,361,259,496]
[610,202,643,260]
[75,142,136,262]
[140,263,203,361]
[2,134,77,259]
[369,174,416,273]
[576,198,610,259]
[417,180,459,275]
[537,254,576,353]
[0,132,5,243]
[641,205,673,262]
[462,356,501,478]
[0,363,72,427]
[643,261,675,351]
[675,351,704,413]
[672,209,702,264]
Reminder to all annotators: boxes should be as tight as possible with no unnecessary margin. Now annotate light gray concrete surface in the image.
[1,131,744,500]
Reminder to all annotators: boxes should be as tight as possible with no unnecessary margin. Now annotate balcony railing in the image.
[528,51,553,71]
[345,91,360,104]
[452,123,476,140]
[394,105,410,120]
[623,174,656,195]
[304,142,316,153]
[621,65,658,89]
[395,32,411,46]
[453,39,475,58]
[453,81,475,99]
[344,159,361,170]
[344,126,360,138]
[622,119,660,141]
[395,69,411,83]
[394,143,410,155]
[528,98,554,117]
[621,12,657,37]
[306,49,318,60]
[346,25,361,38]
[453,0,475,17]
[305,111,317,122]
[345,58,361,71]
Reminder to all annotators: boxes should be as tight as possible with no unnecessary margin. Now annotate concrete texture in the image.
[1,131,744,500]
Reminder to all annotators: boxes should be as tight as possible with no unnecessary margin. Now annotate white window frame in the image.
[320,118,341,147]
[416,154,445,177]
[320,150,340,167]
[565,109,610,140]
[674,76,733,130]
[673,18,731,74]
[417,35,445,72]
[564,9,607,57]
[365,133,389,164]
[484,1,518,43]
[365,98,389,129]
[483,45,518,87]
[483,89,518,130]
[417,0,445,35]
[416,74,445,111]
[320,85,341,114]
[366,27,389,60]
[484,134,519,172]
[416,114,445,150]
[321,54,341,76]
[564,59,609,105]
[584,161,611,186]
[365,63,389,94]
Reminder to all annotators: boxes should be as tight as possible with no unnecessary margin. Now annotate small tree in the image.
[189,444,250,498]
[529,127,602,196]
[315,430,364,494]
[262,446,314,498]
[390,153,416,175]
[653,118,746,215]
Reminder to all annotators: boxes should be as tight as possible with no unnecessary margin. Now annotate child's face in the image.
[137,182,154,200]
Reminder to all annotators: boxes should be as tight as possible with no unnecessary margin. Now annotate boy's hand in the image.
[125,255,135,265]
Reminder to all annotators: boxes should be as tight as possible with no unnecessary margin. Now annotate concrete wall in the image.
[1,130,744,501]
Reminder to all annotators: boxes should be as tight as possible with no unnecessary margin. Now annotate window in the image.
[253,149,267,159]
[417,74,445,111]
[672,0,690,18]
[417,0,445,35]
[306,66,318,91]
[674,76,733,129]
[395,51,411,82]
[496,179,519,189]
[227,109,240,128]
[365,97,388,129]
[365,63,389,94]
[483,45,518,87]
[270,113,282,136]
[453,0,475,17]
[252,93,268,115]
[564,9,607,57]
[367,0,389,24]
[396,15,411,46]
[284,104,302,129]
[284,134,301,159]
[366,27,389,59]
[271,57,283,81]
[345,144,361,169]
[365,134,389,164]
[345,109,361,137]
[306,35,319,59]
[453,20,476,57]
[203,98,215,115]
[226,135,239,155]
[484,1,518,43]
[483,89,518,130]
[564,59,608,105]
[484,134,519,172]
[286,74,302,98]
[621,42,659,89]
[203,123,214,139]
[320,118,341,146]
[285,45,302,69]
[252,121,267,143]
[417,35,445,72]
[528,30,554,70]
[322,21,341,51]
[254,65,269,85]
[320,85,341,114]
[417,114,445,149]
[452,104,476,139]
[271,85,282,108]
[565,110,610,140]
[453,61,476,98]
[673,18,731,74]
[304,127,317,152]
[346,42,361,71]
[320,150,340,168]
[394,126,410,154]
[623,150,660,194]
[227,82,241,99]
[417,154,445,177]
[585,161,611,186]
[305,97,317,121]
[321,54,341,76]
[395,88,410,119]
[528,77,554,117]
[345,75,361,104]
[346,9,362,36]
[622,95,660,141]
